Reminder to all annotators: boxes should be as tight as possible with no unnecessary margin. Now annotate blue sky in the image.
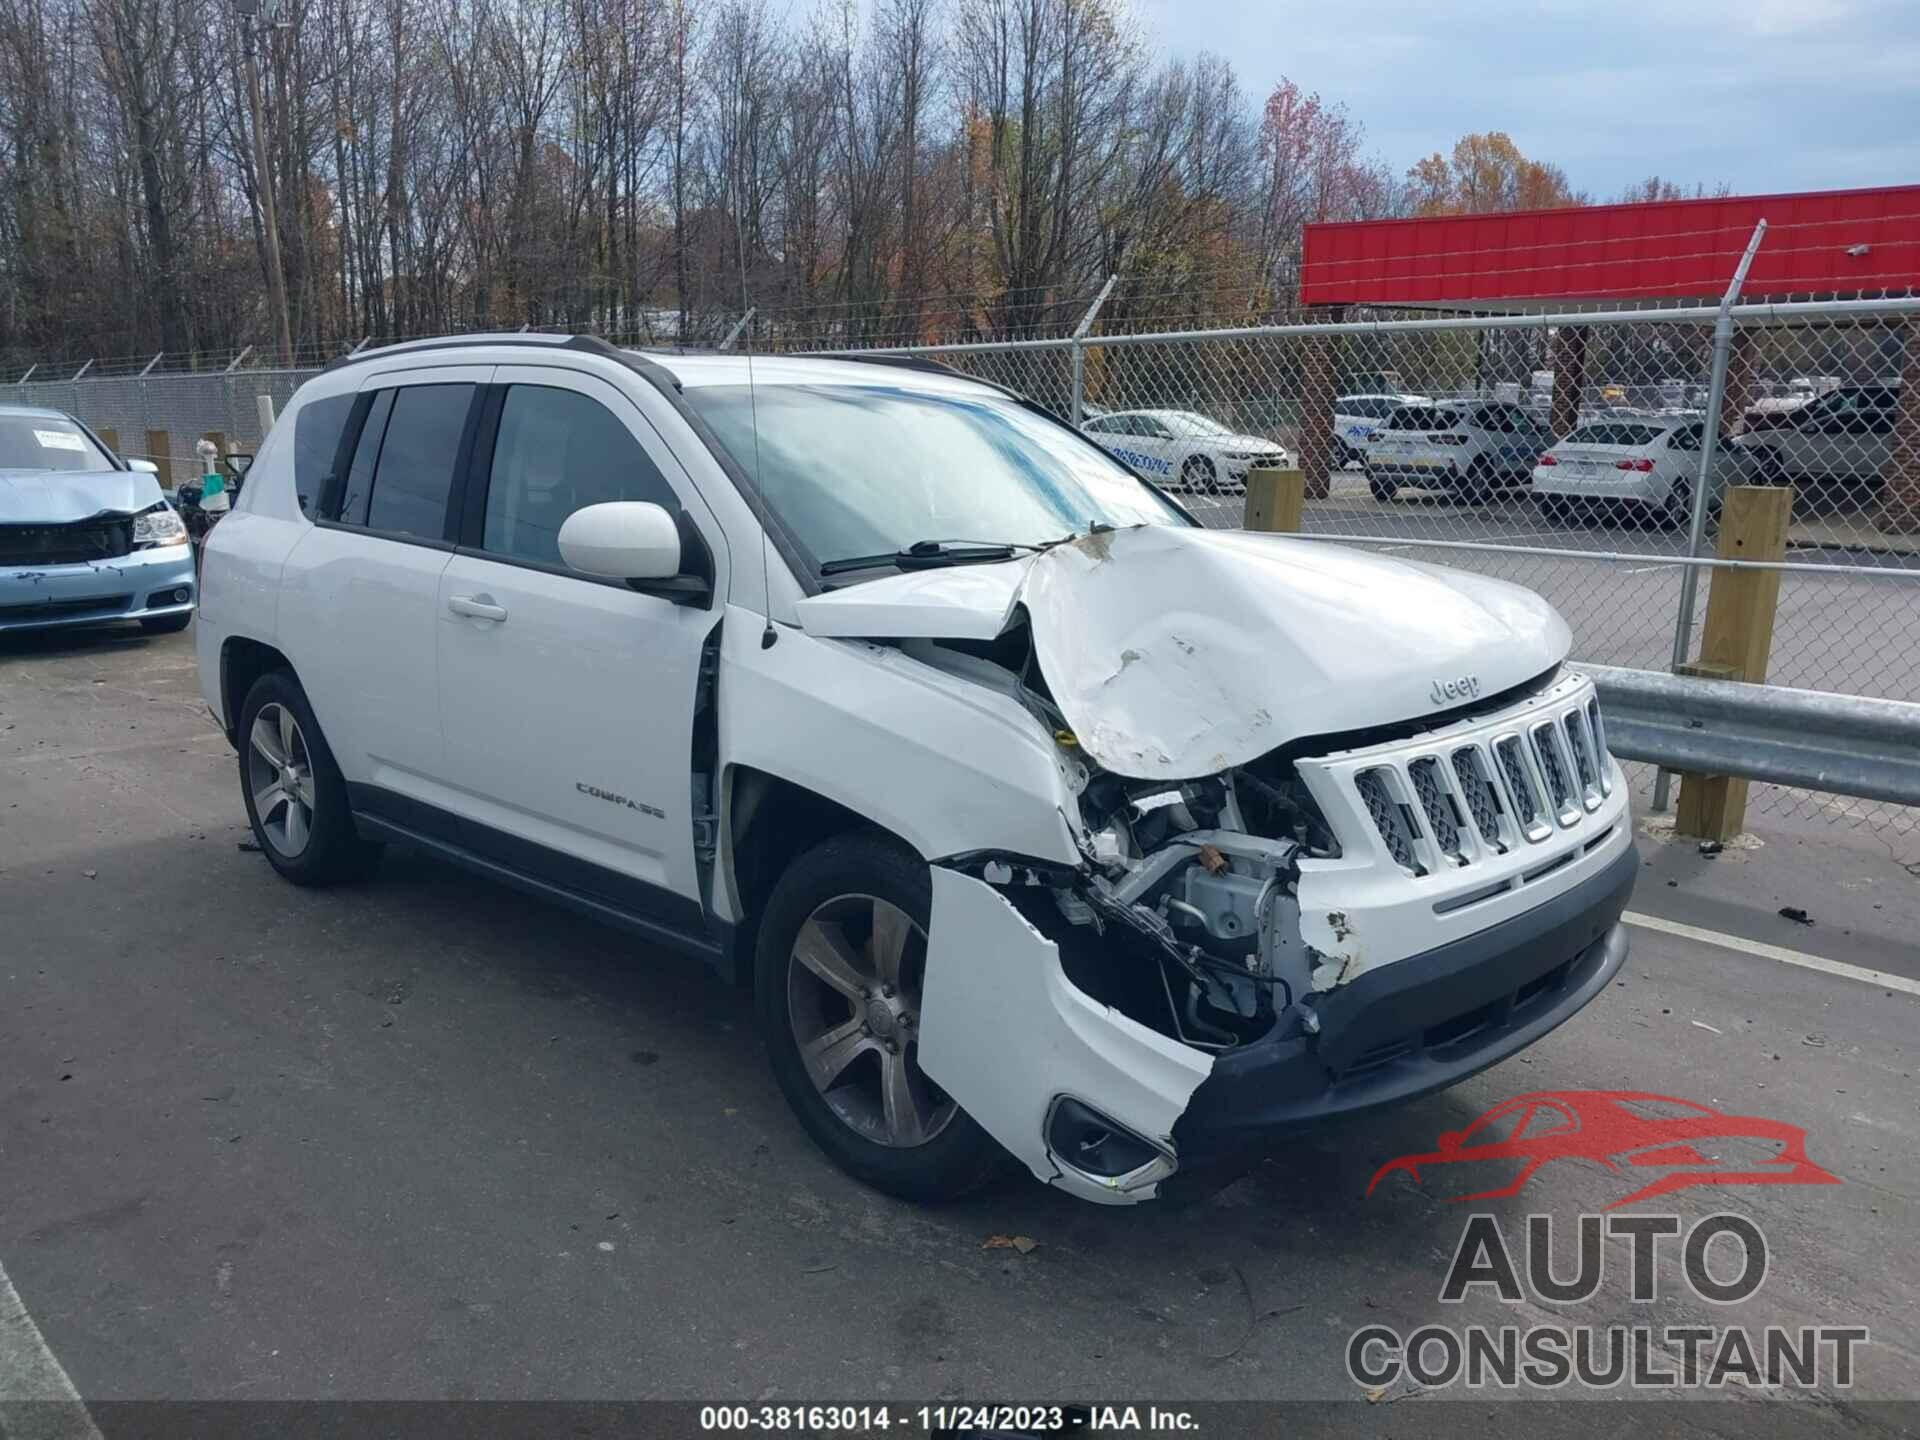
[1133,0,1920,199]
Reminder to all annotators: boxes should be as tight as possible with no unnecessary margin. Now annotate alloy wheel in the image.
[247,702,316,857]
[786,893,956,1148]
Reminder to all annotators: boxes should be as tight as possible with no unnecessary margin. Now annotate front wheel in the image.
[755,832,1002,1202]
[1181,455,1219,495]
[1367,467,1398,503]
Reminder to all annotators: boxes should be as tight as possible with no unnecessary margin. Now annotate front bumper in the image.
[1170,840,1635,1165]
[0,546,196,632]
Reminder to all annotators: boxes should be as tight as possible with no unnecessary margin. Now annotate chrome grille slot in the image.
[1587,697,1610,794]
[1531,723,1575,819]
[1451,746,1506,851]
[1408,757,1465,863]
[1494,736,1544,836]
[1355,767,1425,875]
[1563,710,1598,805]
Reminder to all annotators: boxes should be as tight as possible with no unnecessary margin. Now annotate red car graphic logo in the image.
[1367,1090,1840,1210]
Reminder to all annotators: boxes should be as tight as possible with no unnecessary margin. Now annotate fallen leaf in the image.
[982,1234,1038,1253]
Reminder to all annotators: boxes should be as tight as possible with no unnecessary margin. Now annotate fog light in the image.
[1046,1097,1174,1188]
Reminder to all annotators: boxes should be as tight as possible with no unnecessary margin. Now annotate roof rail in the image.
[322,331,573,372]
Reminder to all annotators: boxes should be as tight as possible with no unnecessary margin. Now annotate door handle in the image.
[447,594,508,622]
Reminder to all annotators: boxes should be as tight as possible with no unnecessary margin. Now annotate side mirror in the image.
[128,458,160,475]
[225,453,254,478]
[559,501,710,604]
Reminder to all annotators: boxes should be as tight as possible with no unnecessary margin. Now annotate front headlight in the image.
[132,503,188,548]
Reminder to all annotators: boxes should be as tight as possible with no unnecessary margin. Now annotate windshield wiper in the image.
[819,538,1046,576]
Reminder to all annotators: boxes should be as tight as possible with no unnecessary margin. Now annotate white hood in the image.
[793,526,1570,780]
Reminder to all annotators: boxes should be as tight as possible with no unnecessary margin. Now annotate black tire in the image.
[754,832,1003,1202]
[1533,494,1564,524]
[1367,467,1398,503]
[237,670,383,886]
[1662,479,1694,530]
[1181,455,1219,495]
[139,612,192,635]
[1454,457,1496,505]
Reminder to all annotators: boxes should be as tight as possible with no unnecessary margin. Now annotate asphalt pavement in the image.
[3,624,1919,1424]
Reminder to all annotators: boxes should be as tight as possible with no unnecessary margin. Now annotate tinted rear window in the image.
[293,393,355,512]
[1386,406,1460,431]
[1565,423,1666,447]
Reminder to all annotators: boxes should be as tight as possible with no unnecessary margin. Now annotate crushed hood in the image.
[0,469,159,525]
[794,525,1570,780]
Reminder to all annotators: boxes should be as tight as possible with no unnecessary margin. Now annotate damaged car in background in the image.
[1,404,196,635]
[193,338,1634,1207]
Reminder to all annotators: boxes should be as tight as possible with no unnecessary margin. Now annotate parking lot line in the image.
[0,1260,102,1439]
[1625,911,1920,998]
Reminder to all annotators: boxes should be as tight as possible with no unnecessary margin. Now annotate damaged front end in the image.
[802,526,1634,1204]
[925,698,1346,1203]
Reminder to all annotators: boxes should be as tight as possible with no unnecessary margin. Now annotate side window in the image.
[337,389,394,527]
[292,393,356,515]
[365,383,475,540]
[1668,424,1700,452]
[480,384,677,569]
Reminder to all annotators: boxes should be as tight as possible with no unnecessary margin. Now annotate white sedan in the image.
[1081,409,1291,494]
[1531,415,1738,527]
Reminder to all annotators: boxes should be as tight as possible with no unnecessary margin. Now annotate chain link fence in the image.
[9,298,1918,852]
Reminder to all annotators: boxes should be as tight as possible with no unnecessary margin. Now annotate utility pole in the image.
[238,0,293,367]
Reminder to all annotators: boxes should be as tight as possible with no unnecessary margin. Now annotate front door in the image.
[432,365,728,923]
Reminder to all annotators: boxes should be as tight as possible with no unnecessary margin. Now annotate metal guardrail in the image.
[1575,664,1920,809]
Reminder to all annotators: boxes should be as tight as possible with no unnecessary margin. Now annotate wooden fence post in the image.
[97,426,120,456]
[1244,467,1305,533]
[1675,485,1793,842]
[143,429,173,492]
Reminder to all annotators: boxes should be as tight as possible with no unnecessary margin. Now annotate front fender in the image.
[715,605,1084,868]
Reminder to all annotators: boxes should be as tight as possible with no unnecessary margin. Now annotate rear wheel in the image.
[238,671,383,886]
[1181,454,1219,495]
[1454,457,1497,504]
[755,832,1002,1202]
[1662,477,1694,530]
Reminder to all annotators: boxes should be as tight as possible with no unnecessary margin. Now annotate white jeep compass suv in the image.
[196,335,1635,1205]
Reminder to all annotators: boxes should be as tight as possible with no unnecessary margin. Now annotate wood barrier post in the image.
[97,426,119,456]
[1244,467,1305,533]
[1674,485,1792,842]
[143,429,173,492]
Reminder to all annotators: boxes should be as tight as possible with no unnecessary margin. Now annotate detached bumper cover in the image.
[1172,841,1636,1164]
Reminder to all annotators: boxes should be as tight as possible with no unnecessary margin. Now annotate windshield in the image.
[1162,411,1236,436]
[683,383,1189,575]
[0,414,114,472]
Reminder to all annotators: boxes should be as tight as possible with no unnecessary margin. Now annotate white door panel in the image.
[278,527,453,790]
[435,556,715,901]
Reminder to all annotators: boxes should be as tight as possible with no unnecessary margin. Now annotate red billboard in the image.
[1299,184,1920,308]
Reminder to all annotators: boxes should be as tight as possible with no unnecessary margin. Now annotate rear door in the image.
[432,365,728,924]
[277,366,487,796]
